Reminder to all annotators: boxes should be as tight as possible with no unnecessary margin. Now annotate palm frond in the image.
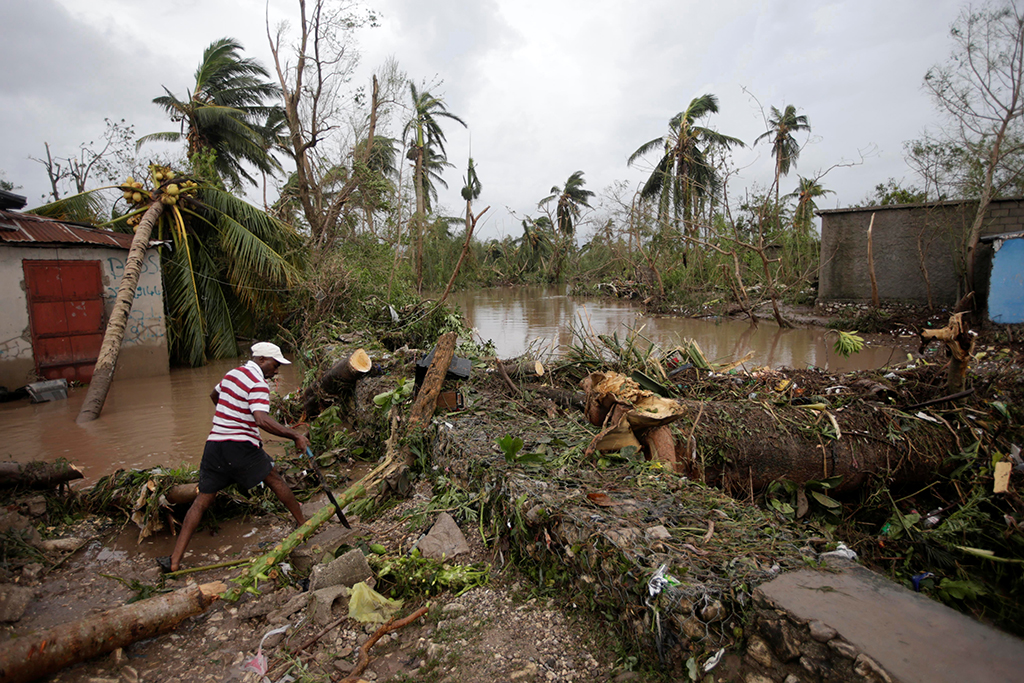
[29,191,107,223]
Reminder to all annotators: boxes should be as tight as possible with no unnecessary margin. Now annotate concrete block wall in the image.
[817,199,1022,307]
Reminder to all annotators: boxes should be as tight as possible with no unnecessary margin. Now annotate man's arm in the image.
[210,388,219,405]
[253,411,310,452]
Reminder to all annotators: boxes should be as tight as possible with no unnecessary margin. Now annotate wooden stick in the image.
[867,213,879,308]
[495,360,519,396]
[164,557,250,579]
[903,388,976,412]
[335,605,430,683]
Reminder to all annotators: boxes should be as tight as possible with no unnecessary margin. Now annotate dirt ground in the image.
[3,302,1021,683]
[2,479,650,683]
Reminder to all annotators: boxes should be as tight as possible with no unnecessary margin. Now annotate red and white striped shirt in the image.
[208,361,271,446]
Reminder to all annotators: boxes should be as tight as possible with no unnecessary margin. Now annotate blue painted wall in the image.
[989,238,1024,323]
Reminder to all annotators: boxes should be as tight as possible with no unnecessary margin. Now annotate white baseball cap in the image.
[251,341,291,365]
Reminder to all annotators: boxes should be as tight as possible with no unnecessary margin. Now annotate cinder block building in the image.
[0,206,168,389]
[817,198,1023,318]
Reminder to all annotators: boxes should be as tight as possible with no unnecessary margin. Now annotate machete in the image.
[304,447,351,528]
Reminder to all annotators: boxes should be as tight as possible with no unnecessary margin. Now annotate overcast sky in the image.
[2,0,972,241]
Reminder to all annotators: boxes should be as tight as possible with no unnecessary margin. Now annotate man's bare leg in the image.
[169,492,216,572]
[265,468,306,526]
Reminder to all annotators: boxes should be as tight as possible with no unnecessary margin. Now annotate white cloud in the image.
[2,0,967,238]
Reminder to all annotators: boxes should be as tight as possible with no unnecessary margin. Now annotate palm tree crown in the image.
[756,105,810,179]
[143,38,282,188]
[540,170,595,237]
[628,94,744,232]
[403,84,466,215]
[788,175,834,234]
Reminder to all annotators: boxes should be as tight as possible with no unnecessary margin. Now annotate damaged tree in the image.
[920,311,976,392]
[580,371,953,492]
[0,582,225,683]
[302,348,373,418]
[0,461,83,488]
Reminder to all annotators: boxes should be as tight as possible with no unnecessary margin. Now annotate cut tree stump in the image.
[302,348,373,418]
[0,582,225,683]
[0,461,83,488]
[501,359,544,379]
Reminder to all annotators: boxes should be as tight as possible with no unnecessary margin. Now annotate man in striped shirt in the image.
[167,342,308,572]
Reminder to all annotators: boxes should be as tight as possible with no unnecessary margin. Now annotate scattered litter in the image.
[348,581,403,623]
[704,648,725,672]
[244,623,294,678]
[820,542,857,562]
[994,461,1012,494]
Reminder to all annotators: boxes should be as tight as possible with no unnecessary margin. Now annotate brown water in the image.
[0,359,300,485]
[451,285,903,371]
[3,287,903,485]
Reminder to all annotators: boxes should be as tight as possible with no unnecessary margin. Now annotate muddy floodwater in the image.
[450,285,904,370]
[3,287,904,486]
[1,359,300,485]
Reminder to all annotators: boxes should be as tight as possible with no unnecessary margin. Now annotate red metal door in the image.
[23,260,106,383]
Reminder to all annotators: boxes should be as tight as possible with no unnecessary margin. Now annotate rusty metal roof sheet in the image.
[0,209,134,249]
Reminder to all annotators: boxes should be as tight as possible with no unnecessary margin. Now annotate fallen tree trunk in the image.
[0,461,83,488]
[0,581,225,683]
[303,348,373,418]
[409,333,456,431]
[671,399,950,492]
[501,359,544,379]
[223,485,365,601]
[164,483,199,506]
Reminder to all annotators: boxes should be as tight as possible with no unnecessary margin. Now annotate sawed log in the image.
[0,461,83,488]
[0,581,226,683]
[302,348,373,418]
[501,359,544,379]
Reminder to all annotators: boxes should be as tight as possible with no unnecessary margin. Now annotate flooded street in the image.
[3,287,904,486]
[0,359,300,485]
[450,285,904,371]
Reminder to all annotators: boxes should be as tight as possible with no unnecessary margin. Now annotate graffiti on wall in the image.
[103,253,165,345]
[0,335,32,362]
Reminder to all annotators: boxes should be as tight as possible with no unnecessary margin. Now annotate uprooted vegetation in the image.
[3,307,1022,680]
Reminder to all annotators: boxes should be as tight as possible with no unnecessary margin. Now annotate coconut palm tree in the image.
[140,38,282,188]
[539,170,595,238]
[756,104,811,222]
[788,176,834,235]
[628,94,745,238]
[403,84,466,218]
[33,163,300,423]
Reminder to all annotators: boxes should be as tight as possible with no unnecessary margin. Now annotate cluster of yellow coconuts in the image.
[120,166,199,226]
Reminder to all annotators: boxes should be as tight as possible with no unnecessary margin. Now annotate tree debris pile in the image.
[430,412,813,676]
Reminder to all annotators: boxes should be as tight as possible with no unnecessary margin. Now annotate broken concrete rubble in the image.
[309,548,373,592]
[0,584,33,623]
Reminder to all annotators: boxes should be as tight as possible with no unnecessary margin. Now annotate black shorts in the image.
[198,440,274,494]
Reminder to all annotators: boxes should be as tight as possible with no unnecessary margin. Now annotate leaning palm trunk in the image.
[77,201,164,423]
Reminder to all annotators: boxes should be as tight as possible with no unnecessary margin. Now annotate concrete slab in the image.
[759,562,1024,683]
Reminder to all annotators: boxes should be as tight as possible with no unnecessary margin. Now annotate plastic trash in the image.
[648,563,670,597]
[820,542,858,562]
[913,573,937,593]
[348,580,403,623]
[244,623,293,677]
[704,648,725,672]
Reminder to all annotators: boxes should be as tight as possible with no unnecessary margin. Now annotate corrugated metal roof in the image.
[0,209,134,249]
